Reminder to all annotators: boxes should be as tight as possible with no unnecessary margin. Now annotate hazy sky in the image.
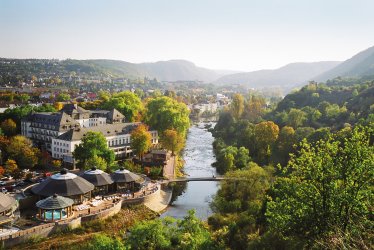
[1,0,373,71]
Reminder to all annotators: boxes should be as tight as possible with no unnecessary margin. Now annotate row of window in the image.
[108,137,130,147]
[53,147,69,153]
[53,141,68,147]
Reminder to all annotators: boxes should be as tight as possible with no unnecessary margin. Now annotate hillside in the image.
[214,61,340,90]
[314,46,374,81]
[0,58,224,83]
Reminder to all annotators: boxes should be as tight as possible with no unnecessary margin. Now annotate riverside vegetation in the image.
[9,77,374,249]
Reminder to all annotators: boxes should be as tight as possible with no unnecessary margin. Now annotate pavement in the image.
[144,187,172,213]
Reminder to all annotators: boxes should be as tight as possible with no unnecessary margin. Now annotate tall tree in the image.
[7,135,40,169]
[230,93,244,120]
[161,129,185,155]
[266,126,374,245]
[73,132,115,169]
[254,121,279,163]
[131,124,152,160]
[144,96,190,137]
[102,91,143,122]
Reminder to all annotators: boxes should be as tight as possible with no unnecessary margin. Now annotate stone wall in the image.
[1,201,122,248]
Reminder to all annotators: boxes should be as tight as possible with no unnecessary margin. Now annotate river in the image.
[161,122,219,220]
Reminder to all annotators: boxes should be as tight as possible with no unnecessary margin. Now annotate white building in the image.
[52,123,158,164]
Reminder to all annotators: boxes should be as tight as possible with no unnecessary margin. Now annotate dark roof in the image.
[36,194,74,210]
[107,108,125,121]
[0,193,16,214]
[111,168,142,183]
[27,112,79,132]
[60,104,90,115]
[31,169,94,197]
[80,168,114,186]
[56,122,142,141]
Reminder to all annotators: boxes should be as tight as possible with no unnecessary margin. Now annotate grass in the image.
[10,205,158,250]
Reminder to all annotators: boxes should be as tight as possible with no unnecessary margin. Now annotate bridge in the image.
[163,176,226,183]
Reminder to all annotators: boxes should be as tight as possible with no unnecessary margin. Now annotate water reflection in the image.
[161,123,218,220]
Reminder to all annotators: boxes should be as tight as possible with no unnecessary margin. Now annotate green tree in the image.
[266,126,373,244]
[125,210,217,250]
[18,93,30,103]
[56,92,71,102]
[102,91,143,122]
[161,129,185,155]
[254,121,279,163]
[286,108,307,128]
[209,164,274,249]
[131,124,152,160]
[84,233,125,250]
[73,132,115,169]
[230,93,244,120]
[144,96,190,137]
[85,155,107,170]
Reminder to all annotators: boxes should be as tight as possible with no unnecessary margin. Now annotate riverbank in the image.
[143,188,173,213]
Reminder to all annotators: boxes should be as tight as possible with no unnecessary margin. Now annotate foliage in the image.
[161,129,185,155]
[84,234,125,250]
[102,91,143,122]
[73,132,115,169]
[230,93,244,120]
[209,164,274,249]
[125,210,218,250]
[144,96,190,137]
[266,126,373,244]
[56,92,71,102]
[85,155,107,171]
[213,146,250,174]
[254,121,279,164]
[7,135,40,168]
[0,118,17,136]
[130,124,152,160]
[51,159,62,168]
[4,159,18,175]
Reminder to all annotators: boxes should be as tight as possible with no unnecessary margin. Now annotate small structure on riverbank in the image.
[31,169,94,204]
[80,167,114,195]
[36,194,74,221]
[111,168,144,192]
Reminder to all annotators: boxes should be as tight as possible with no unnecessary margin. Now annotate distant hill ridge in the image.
[214,61,341,89]
[314,46,374,81]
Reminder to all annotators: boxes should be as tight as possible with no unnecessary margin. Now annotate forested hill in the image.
[271,76,374,130]
[213,61,340,89]
[314,46,374,81]
[0,58,223,83]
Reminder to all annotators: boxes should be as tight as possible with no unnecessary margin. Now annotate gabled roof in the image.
[56,122,142,141]
[28,112,79,131]
[60,104,89,115]
[107,108,125,121]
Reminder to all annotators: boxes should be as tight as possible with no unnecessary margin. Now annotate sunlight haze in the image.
[1,0,374,71]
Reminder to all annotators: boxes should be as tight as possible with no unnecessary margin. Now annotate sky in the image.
[1,0,374,72]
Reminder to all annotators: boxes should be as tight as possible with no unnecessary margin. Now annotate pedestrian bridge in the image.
[164,176,226,183]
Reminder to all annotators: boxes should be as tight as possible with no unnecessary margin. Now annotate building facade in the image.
[21,104,158,164]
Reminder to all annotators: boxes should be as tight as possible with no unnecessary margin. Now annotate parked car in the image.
[1,187,7,193]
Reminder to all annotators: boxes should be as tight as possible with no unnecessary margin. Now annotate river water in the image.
[161,123,219,220]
